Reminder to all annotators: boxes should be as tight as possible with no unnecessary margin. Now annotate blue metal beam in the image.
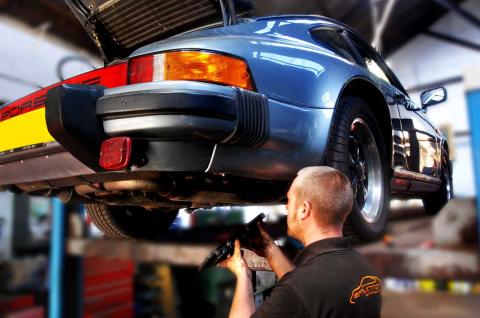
[49,199,65,318]
[466,86,480,246]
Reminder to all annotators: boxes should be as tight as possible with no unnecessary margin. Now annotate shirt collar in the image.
[293,237,352,266]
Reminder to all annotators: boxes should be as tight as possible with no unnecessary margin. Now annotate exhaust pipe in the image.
[75,179,172,196]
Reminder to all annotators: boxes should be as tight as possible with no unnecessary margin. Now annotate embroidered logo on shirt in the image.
[349,276,381,304]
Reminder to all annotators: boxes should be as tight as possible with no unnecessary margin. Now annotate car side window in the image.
[364,58,391,83]
[311,29,357,64]
[348,36,393,84]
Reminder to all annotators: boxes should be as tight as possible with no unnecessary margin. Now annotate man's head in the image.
[286,166,354,243]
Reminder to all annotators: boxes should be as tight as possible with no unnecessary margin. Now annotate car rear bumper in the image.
[98,81,269,148]
[98,81,335,180]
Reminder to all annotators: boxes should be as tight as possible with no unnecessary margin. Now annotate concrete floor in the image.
[382,290,480,318]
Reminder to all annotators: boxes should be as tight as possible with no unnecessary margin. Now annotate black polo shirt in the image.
[252,237,381,318]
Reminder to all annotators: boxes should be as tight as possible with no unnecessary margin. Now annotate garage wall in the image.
[0,16,101,104]
[387,0,480,197]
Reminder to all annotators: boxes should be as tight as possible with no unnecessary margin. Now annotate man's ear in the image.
[299,200,311,220]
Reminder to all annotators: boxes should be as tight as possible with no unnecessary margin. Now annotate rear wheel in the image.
[423,150,453,215]
[85,203,178,240]
[326,96,390,240]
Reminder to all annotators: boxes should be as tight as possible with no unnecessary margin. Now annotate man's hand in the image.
[242,221,276,258]
[242,221,295,279]
[218,239,252,279]
[219,240,256,318]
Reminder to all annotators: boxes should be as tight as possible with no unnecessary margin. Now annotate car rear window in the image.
[312,29,357,63]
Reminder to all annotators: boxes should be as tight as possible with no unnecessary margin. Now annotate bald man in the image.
[221,166,381,318]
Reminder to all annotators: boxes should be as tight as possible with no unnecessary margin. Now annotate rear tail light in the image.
[128,55,154,84]
[99,137,132,170]
[128,51,254,90]
[0,62,128,123]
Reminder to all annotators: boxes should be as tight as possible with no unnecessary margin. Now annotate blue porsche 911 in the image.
[0,0,452,240]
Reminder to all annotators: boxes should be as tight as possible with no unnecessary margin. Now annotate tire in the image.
[85,203,178,240]
[325,96,390,241]
[423,150,453,215]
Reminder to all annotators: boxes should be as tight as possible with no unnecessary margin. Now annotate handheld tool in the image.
[198,213,265,271]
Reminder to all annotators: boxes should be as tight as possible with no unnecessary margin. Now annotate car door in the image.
[394,93,441,178]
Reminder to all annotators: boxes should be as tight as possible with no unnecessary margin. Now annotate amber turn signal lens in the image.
[164,51,253,90]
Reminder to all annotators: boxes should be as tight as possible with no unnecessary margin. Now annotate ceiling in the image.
[252,0,465,55]
[0,0,465,58]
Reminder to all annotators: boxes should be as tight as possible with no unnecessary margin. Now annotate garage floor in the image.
[382,290,480,318]
[359,200,480,318]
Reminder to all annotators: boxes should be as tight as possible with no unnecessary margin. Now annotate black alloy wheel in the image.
[326,96,389,240]
[348,118,384,224]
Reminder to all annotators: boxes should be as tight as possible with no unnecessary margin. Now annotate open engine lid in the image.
[65,0,255,63]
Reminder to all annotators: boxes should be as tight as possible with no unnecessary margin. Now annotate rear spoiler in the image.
[65,0,255,63]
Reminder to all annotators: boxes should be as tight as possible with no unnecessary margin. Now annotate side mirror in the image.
[421,87,447,109]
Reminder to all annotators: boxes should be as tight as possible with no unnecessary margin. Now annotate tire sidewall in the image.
[110,206,178,239]
[423,149,453,214]
[327,97,390,240]
[86,203,178,240]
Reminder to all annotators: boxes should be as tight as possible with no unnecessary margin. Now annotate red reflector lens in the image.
[99,137,132,170]
[128,55,154,84]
